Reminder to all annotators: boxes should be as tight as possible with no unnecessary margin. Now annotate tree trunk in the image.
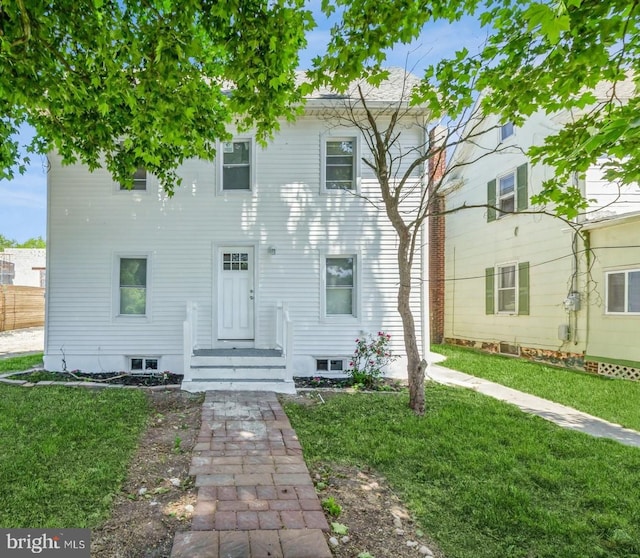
[397,234,426,415]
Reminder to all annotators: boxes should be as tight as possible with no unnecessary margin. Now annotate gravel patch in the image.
[0,326,44,357]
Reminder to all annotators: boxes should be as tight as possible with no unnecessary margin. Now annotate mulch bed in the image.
[7,370,183,387]
[6,371,405,390]
[294,376,406,391]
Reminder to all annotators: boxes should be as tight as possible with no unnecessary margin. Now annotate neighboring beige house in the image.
[0,248,46,287]
[440,84,640,379]
[582,212,640,379]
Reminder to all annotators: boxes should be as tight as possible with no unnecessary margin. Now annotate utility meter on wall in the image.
[563,292,581,312]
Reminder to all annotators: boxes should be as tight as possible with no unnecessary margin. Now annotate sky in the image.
[0,8,486,244]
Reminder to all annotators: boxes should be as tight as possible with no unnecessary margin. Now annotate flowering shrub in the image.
[347,331,396,389]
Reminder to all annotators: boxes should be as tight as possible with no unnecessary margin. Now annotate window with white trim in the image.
[130,357,158,372]
[222,140,252,190]
[316,359,345,372]
[606,269,640,314]
[498,172,515,215]
[120,167,147,190]
[500,122,515,141]
[497,264,516,313]
[325,256,355,316]
[119,257,147,315]
[487,163,528,222]
[485,262,530,315]
[323,138,357,190]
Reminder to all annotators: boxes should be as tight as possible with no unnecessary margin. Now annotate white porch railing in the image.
[182,301,198,376]
[276,302,294,379]
[183,300,293,383]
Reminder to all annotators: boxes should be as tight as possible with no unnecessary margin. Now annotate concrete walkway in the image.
[170,391,331,558]
[428,364,640,448]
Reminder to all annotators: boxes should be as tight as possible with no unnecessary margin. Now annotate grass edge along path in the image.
[0,383,149,528]
[0,352,43,373]
[431,344,640,432]
[283,388,640,558]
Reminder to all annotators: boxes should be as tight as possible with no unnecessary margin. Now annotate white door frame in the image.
[213,243,257,347]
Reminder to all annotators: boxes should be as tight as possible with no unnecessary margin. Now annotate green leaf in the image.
[331,522,349,535]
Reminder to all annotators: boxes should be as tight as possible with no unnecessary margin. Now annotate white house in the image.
[43,70,431,392]
[440,82,640,379]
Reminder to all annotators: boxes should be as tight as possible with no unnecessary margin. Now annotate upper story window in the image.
[119,257,147,315]
[487,163,528,222]
[485,262,529,315]
[222,140,252,191]
[325,140,355,190]
[606,269,640,314]
[120,167,147,191]
[321,136,360,192]
[500,122,515,141]
[498,172,515,214]
[325,256,356,316]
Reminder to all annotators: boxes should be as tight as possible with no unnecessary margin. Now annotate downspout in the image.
[43,155,52,367]
[420,115,430,365]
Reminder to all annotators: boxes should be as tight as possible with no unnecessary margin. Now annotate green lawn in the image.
[0,352,43,373]
[283,388,640,558]
[431,344,640,431]
[0,384,148,527]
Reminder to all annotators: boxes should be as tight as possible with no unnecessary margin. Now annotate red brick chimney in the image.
[428,127,446,345]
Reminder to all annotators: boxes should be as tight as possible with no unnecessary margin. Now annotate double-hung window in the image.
[606,269,640,314]
[325,256,355,316]
[487,163,528,221]
[222,140,252,191]
[486,262,529,315]
[497,264,516,312]
[498,172,515,214]
[120,167,147,191]
[500,122,515,141]
[323,137,358,191]
[119,257,147,315]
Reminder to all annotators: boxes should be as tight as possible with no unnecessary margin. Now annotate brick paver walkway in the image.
[171,391,331,558]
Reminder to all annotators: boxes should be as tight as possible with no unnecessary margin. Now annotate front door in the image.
[217,247,254,340]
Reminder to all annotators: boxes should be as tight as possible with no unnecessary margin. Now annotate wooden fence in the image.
[0,286,45,332]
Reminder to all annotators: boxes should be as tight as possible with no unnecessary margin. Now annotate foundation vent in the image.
[597,362,640,382]
[499,342,519,356]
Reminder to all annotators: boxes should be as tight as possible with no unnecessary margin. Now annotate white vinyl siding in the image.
[44,115,423,375]
[606,269,640,314]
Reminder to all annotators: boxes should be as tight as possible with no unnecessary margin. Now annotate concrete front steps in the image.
[182,348,296,394]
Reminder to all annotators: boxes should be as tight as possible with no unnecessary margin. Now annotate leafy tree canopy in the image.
[0,234,46,249]
[3,1,638,215]
[1,0,312,193]
[308,0,639,218]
